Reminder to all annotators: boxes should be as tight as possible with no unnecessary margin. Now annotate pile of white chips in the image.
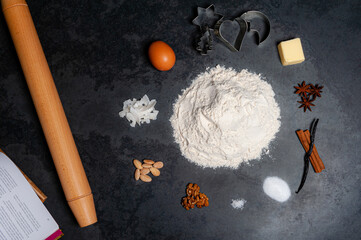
[119,95,159,127]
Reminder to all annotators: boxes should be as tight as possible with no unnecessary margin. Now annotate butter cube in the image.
[278,38,305,66]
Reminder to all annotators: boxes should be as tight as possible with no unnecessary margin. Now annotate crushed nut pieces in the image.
[133,159,164,183]
[181,183,209,210]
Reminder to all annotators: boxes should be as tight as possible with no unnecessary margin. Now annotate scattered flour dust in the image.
[231,199,247,210]
[170,65,281,168]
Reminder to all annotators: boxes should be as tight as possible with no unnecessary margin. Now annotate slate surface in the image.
[0,0,360,239]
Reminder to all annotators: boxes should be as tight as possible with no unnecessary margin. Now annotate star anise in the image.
[309,84,323,98]
[298,96,315,112]
[294,81,311,97]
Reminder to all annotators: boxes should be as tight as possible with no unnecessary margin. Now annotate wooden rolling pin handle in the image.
[1,0,97,227]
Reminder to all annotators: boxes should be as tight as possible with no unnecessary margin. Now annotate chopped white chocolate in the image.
[278,38,305,66]
[119,95,159,127]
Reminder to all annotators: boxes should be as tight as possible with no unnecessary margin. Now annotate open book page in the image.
[0,152,59,240]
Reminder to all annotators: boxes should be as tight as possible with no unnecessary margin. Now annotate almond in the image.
[150,167,160,177]
[140,174,152,182]
[153,161,164,169]
[142,163,152,168]
[140,168,150,175]
[133,159,143,169]
[134,169,140,180]
[143,159,155,164]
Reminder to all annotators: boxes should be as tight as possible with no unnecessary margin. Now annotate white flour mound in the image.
[170,65,281,168]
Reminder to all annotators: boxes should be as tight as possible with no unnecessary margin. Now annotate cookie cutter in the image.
[195,26,213,55]
[192,5,223,55]
[213,16,247,52]
[241,11,271,45]
[214,10,271,52]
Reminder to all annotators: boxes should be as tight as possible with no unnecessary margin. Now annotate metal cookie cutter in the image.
[214,16,247,52]
[241,11,271,44]
[195,26,213,55]
[192,4,223,55]
[214,10,271,52]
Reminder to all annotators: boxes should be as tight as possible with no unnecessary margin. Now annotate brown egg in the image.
[148,41,176,71]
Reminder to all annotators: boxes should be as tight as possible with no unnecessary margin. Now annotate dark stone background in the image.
[0,0,360,239]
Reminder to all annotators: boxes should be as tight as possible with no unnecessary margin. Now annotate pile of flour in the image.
[231,199,247,209]
[170,65,281,168]
[263,177,291,202]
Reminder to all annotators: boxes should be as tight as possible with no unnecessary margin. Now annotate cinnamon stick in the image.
[296,130,324,173]
[304,130,325,171]
[0,148,47,202]
[296,130,321,172]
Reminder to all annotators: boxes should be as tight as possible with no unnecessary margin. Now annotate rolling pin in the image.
[1,0,97,227]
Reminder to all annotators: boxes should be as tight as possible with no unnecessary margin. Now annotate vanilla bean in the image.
[296,119,319,193]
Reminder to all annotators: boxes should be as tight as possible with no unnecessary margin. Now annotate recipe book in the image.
[0,152,63,240]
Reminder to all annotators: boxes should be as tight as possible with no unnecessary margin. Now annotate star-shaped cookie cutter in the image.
[192,4,223,30]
